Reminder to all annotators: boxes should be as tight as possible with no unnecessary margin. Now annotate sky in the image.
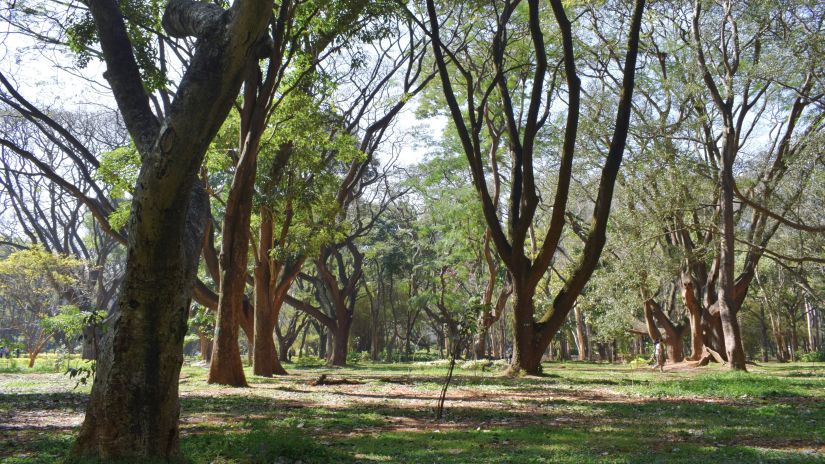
[0,24,443,168]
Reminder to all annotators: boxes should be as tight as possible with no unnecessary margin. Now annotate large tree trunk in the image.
[254,287,289,376]
[72,0,271,457]
[73,184,210,458]
[508,286,543,375]
[330,316,352,366]
[717,135,747,370]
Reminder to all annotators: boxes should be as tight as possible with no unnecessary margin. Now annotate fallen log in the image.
[696,346,727,367]
[309,374,363,386]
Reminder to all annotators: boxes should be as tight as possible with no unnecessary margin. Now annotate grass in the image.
[1,359,823,463]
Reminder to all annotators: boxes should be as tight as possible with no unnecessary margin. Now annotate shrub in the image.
[293,356,326,368]
[798,349,825,362]
[347,351,372,364]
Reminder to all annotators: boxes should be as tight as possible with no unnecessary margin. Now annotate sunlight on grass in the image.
[1,361,823,463]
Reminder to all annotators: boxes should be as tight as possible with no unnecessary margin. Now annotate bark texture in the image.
[72,0,272,458]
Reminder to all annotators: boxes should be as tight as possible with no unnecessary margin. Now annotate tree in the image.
[71,0,273,458]
[418,0,646,374]
[0,247,87,366]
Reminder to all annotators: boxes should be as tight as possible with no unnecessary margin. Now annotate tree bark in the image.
[199,334,212,362]
[717,135,747,370]
[330,316,352,366]
[507,287,543,375]
[574,303,588,361]
[72,0,272,457]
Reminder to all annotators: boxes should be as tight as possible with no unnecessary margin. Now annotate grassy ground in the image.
[1,356,823,463]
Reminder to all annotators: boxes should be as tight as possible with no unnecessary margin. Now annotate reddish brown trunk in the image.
[207,64,268,387]
[330,318,351,366]
[254,278,289,376]
[644,298,686,363]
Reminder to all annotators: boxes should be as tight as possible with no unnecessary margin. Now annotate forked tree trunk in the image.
[643,298,686,363]
[208,63,269,387]
[254,288,289,376]
[28,349,39,368]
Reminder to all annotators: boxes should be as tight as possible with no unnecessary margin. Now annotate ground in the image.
[1,356,823,463]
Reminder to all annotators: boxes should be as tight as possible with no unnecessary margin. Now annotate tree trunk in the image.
[474,330,487,360]
[508,287,543,375]
[254,289,288,376]
[207,61,270,386]
[199,335,212,362]
[559,332,570,361]
[81,323,101,360]
[73,183,211,459]
[806,297,820,352]
[330,317,352,366]
[759,306,769,362]
[277,328,290,362]
[681,280,704,360]
[789,317,798,361]
[644,298,685,363]
[574,303,588,361]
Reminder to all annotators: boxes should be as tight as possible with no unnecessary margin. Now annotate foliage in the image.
[798,350,825,363]
[293,356,327,368]
[189,304,216,338]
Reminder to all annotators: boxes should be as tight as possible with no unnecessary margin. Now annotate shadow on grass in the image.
[2,392,823,464]
[0,392,88,412]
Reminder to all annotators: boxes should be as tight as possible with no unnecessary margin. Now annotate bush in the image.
[293,356,326,368]
[347,351,372,364]
[460,359,493,370]
[413,359,451,368]
[798,349,825,362]
[627,355,651,368]
[405,350,441,362]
